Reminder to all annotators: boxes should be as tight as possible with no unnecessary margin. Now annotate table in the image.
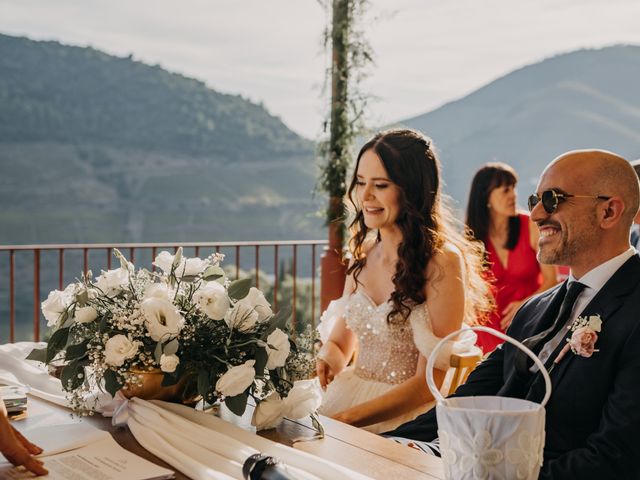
[12,396,445,480]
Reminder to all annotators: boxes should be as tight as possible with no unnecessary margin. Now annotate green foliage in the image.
[46,327,69,362]
[227,278,252,301]
[317,0,373,226]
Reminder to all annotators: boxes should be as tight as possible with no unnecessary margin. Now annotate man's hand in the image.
[0,414,48,476]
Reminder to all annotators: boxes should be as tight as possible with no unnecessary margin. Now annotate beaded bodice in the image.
[344,290,427,385]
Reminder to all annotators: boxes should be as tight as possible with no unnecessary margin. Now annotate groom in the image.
[385,149,640,479]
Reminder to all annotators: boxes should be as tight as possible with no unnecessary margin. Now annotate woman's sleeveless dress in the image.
[476,213,542,353]
[318,290,476,434]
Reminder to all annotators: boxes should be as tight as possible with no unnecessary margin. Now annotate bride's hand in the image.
[316,358,335,390]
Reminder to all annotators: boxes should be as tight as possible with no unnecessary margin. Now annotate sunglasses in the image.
[527,190,611,214]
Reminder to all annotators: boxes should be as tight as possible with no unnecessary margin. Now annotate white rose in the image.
[41,289,73,326]
[251,392,285,430]
[283,379,322,419]
[104,335,140,367]
[265,328,291,369]
[160,353,180,373]
[225,301,259,332]
[141,297,185,341]
[216,360,256,397]
[74,306,98,324]
[95,268,129,296]
[143,283,173,300]
[243,287,273,322]
[193,282,230,320]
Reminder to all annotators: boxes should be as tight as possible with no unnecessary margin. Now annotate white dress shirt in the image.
[534,248,636,369]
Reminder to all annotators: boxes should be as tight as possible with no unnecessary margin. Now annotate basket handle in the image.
[426,326,552,408]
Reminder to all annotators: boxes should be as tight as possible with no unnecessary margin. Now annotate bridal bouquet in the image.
[29,248,321,429]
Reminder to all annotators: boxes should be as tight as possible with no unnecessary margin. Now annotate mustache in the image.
[536,220,561,229]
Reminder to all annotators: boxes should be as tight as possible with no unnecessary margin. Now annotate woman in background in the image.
[316,129,491,433]
[466,163,557,353]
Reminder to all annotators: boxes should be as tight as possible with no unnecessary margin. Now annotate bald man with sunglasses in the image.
[385,149,640,479]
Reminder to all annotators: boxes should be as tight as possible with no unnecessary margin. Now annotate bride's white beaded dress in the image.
[319,290,477,434]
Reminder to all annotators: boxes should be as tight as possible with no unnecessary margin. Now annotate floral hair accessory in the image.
[553,314,602,367]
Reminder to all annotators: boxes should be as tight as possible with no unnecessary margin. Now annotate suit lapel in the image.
[526,255,640,402]
[499,284,566,396]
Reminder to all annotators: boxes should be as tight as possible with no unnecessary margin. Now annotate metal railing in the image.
[0,240,327,343]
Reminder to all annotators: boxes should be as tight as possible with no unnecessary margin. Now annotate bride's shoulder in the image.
[427,242,464,277]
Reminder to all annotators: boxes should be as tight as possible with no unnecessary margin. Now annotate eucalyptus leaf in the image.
[98,314,108,333]
[66,339,89,360]
[263,306,291,338]
[254,346,268,375]
[104,369,122,397]
[197,369,210,398]
[46,327,70,363]
[25,347,47,363]
[180,275,197,283]
[227,278,252,301]
[60,361,84,391]
[224,391,249,416]
[76,290,89,306]
[154,342,163,364]
[203,266,225,282]
[164,339,179,356]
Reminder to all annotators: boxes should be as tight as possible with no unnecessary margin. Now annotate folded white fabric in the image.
[117,398,324,480]
[0,341,68,406]
[119,398,371,480]
[0,341,123,413]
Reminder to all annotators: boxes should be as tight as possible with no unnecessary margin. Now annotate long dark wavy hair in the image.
[465,163,520,250]
[346,129,492,324]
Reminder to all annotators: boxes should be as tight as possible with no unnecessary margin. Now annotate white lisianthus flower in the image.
[283,379,323,419]
[74,306,98,324]
[154,248,209,278]
[251,392,285,430]
[216,360,255,397]
[95,268,129,296]
[225,301,259,332]
[143,283,173,300]
[160,353,180,373]
[104,335,140,367]
[265,328,291,369]
[193,282,230,320]
[243,287,273,322]
[153,251,183,274]
[141,297,185,341]
[41,289,73,326]
[179,257,210,277]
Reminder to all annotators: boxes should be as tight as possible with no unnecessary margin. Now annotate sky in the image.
[1,0,640,139]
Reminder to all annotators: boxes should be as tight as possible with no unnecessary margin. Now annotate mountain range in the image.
[0,33,321,244]
[2,35,640,247]
[398,45,640,207]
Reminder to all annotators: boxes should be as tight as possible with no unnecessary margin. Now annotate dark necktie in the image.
[515,281,586,376]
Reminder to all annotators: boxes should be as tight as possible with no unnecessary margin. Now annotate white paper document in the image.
[0,426,174,480]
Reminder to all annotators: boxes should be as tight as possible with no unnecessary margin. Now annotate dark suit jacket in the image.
[385,254,640,479]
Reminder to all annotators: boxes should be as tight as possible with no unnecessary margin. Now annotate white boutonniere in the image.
[552,314,602,368]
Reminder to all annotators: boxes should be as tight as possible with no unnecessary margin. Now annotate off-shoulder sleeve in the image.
[409,306,480,371]
[317,296,349,343]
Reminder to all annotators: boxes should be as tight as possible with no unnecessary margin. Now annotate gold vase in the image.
[121,368,198,405]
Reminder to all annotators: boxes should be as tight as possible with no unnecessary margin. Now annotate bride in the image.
[317,129,492,433]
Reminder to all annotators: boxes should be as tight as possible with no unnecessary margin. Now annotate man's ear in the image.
[600,197,625,230]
